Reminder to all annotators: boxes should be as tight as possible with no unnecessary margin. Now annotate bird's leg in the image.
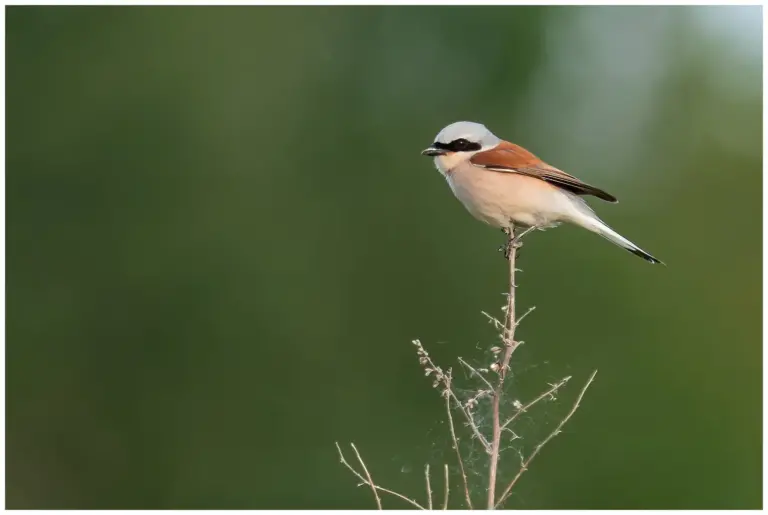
[501,225,538,260]
[500,226,519,260]
[498,227,514,258]
[506,228,521,260]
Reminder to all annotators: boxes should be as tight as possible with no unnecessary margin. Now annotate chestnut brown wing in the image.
[470,143,618,203]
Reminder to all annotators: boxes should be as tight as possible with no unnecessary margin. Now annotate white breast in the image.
[443,161,578,228]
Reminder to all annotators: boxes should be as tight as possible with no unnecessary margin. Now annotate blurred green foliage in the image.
[7,5,761,509]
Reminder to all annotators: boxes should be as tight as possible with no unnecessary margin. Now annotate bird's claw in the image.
[498,243,516,259]
[499,225,533,260]
[499,237,523,259]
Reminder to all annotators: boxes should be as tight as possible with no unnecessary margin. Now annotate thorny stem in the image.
[486,225,523,509]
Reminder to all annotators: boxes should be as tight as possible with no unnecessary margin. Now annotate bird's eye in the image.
[453,138,470,150]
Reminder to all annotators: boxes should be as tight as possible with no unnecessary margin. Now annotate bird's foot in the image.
[499,226,537,260]
[505,237,524,260]
[499,227,513,258]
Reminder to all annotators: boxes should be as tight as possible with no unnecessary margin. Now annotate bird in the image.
[421,121,662,264]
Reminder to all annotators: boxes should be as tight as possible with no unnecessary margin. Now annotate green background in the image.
[7,6,762,509]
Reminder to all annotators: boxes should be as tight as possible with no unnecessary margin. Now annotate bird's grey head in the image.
[421,121,501,157]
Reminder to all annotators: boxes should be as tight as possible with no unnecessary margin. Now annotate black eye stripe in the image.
[433,138,482,152]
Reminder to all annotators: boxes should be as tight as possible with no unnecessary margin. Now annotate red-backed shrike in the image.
[422,121,662,264]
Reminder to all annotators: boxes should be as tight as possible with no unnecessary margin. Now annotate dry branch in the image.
[337,224,597,510]
[425,464,433,510]
[351,442,382,509]
[487,226,525,509]
[442,464,450,510]
[501,376,571,431]
[335,442,425,510]
[415,341,491,454]
[443,369,473,509]
[495,369,598,508]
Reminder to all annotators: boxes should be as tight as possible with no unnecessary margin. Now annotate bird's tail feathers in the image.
[576,214,663,265]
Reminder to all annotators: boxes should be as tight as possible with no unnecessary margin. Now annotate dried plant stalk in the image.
[443,369,473,509]
[335,442,425,510]
[337,225,597,510]
[486,225,530,508]
[425,464,433,510]
[495,369,598,508]
[442,464,450,510]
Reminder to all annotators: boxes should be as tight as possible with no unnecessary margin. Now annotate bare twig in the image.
[514,305,537,331]
[425,464,433,510]
[481,310,506,333]
[458,357,495,392]
[335,442,426,510]
[442,464,450,510]
[335,442,368,484]
[444,370,473,509]
[495,370,598,509]
[501,376,572,431]
[484,305,535,347]
[464,388,492,412]
[483,306,534,332]
[415,342,491,454]
[350,443,382,510]
[449,388,491,453]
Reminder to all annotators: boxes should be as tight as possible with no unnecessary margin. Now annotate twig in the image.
[464,388,492,412]
[425,464,433,510]
[495,370,598,508]
[501,376,572,431]
[444,370,473,509]
[335,442,426,510]
[458,357,495,392]
[351,443,382,510]
[514,306,537,330]
[481,311,506,332]
[415,342,491,454]
[442,464,450,510]
[449,388,491,453]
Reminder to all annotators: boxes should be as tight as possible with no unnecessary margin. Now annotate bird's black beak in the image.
[421,146,445,157]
